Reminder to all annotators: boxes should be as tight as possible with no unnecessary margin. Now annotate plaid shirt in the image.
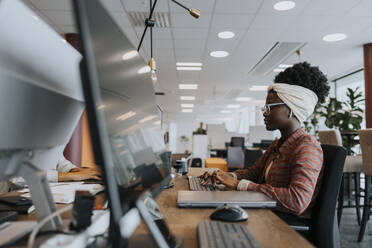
[233,128,323,218]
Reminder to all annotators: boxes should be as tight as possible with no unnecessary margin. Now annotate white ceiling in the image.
[26,0,372,121]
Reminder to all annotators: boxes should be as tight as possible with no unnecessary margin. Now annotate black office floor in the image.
[340,208,372,248]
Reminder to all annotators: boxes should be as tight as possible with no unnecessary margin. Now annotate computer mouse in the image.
[210,204,248,222]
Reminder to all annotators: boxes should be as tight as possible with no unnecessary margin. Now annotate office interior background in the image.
[22,0,371,155]
[3,0,372,247]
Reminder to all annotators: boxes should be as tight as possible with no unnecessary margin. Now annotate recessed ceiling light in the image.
[182,109,193,113]
[137,65,151,74]
[227,104,240,109]
[116,111,136,121]
[250,85,268,91]
[176,62,203,66]
[138,115,157,123]
[236,97,252,102]
[210,51,229,58]
[180,96,195,101]
[273,68,285,73]
[273,1,296,11]
[179,84,198,90]
[181,103,194,108]
[176,66,202,71]
[218,31,235,39]
[153,120,161,125]
[122,50,138,60]
[278,64,292,68]
[322,33,347,42]
[221,110,232,114]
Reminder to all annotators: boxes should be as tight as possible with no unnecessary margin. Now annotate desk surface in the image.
[131,168,314,248]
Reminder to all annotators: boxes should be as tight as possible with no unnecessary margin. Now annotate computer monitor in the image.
[0,0,84,232]
[73,0,177,247]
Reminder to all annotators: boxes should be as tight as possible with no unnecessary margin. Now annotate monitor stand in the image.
[0,150,63,231]
[134,192,182,248]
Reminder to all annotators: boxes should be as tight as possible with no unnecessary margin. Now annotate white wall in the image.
[168,121,199,154]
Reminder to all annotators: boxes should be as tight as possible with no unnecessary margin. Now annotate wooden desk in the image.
[131,168,314,248]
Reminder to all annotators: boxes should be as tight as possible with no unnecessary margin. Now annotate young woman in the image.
[200,62,330,218]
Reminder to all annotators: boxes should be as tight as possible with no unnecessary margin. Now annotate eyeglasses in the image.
[261,103,286,113]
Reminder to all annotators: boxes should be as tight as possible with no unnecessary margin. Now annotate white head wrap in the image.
[267,83,318,123]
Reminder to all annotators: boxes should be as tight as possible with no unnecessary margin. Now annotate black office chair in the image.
[244,148,263,168]
[230,137,245,148]
[273,144,346,248]
[227,146,245,172]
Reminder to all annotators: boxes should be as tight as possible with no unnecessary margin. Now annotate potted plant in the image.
[179,135,189,153]
[305,87,365,151]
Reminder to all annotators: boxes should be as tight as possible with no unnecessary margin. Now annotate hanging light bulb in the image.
[151,70,157,84]
[149,57,157,84]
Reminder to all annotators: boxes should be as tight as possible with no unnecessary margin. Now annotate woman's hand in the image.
[58,167,102,182]
[198,170,239,189]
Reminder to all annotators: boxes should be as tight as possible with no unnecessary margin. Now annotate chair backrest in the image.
[244,148,263,168]
[318,130,343,146]
[358,129,372,176]
[310,144,346,248]
[227,146,245,169]
[230,136,245,148]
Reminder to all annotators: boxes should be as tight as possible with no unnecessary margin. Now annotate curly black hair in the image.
[274,62,330,103]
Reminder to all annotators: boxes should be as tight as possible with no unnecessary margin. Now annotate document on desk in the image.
[20,182,105,204]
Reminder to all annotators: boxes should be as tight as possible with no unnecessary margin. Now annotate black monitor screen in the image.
[74,0,170,211]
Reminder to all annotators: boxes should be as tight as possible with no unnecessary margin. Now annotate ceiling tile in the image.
[171,12,212,28]
[174,39,205,50]
[258,0,311,16]
[176,49,204,61]
[169,0,215,14]
[211,14,255,29]
[301,0,361,16]
[172,28,208,40]
[214,0,262,14]
[135,27,173,40]
[347,0,372,17]
[122,0,169,12]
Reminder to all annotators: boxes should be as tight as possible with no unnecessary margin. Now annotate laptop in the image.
[177,190,276,208]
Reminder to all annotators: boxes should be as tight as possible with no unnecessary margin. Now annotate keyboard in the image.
[198,221,261,248]
[188,176,218,191]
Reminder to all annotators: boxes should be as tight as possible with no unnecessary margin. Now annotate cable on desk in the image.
[27,205,73,248]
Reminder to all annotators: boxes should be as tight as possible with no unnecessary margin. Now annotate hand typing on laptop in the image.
[58,167,102,182]
[198,170,239,190]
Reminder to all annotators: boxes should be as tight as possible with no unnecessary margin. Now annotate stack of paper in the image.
[20,182,104,204]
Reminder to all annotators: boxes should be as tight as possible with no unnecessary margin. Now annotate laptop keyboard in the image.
[198,221,261,248]
[188,176,218,191]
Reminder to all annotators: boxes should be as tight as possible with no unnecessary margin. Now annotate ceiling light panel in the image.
[182,109,193,113]
[180,96,195,100]
[176,62,203,66]
[181,103,194,108]
[273,1,296,11]
[179,84,198,90]
[227,104,240,109]
[218,31,235,39]
[210,51,229,58]
[322,33,347,42]
[176,66,202,71]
